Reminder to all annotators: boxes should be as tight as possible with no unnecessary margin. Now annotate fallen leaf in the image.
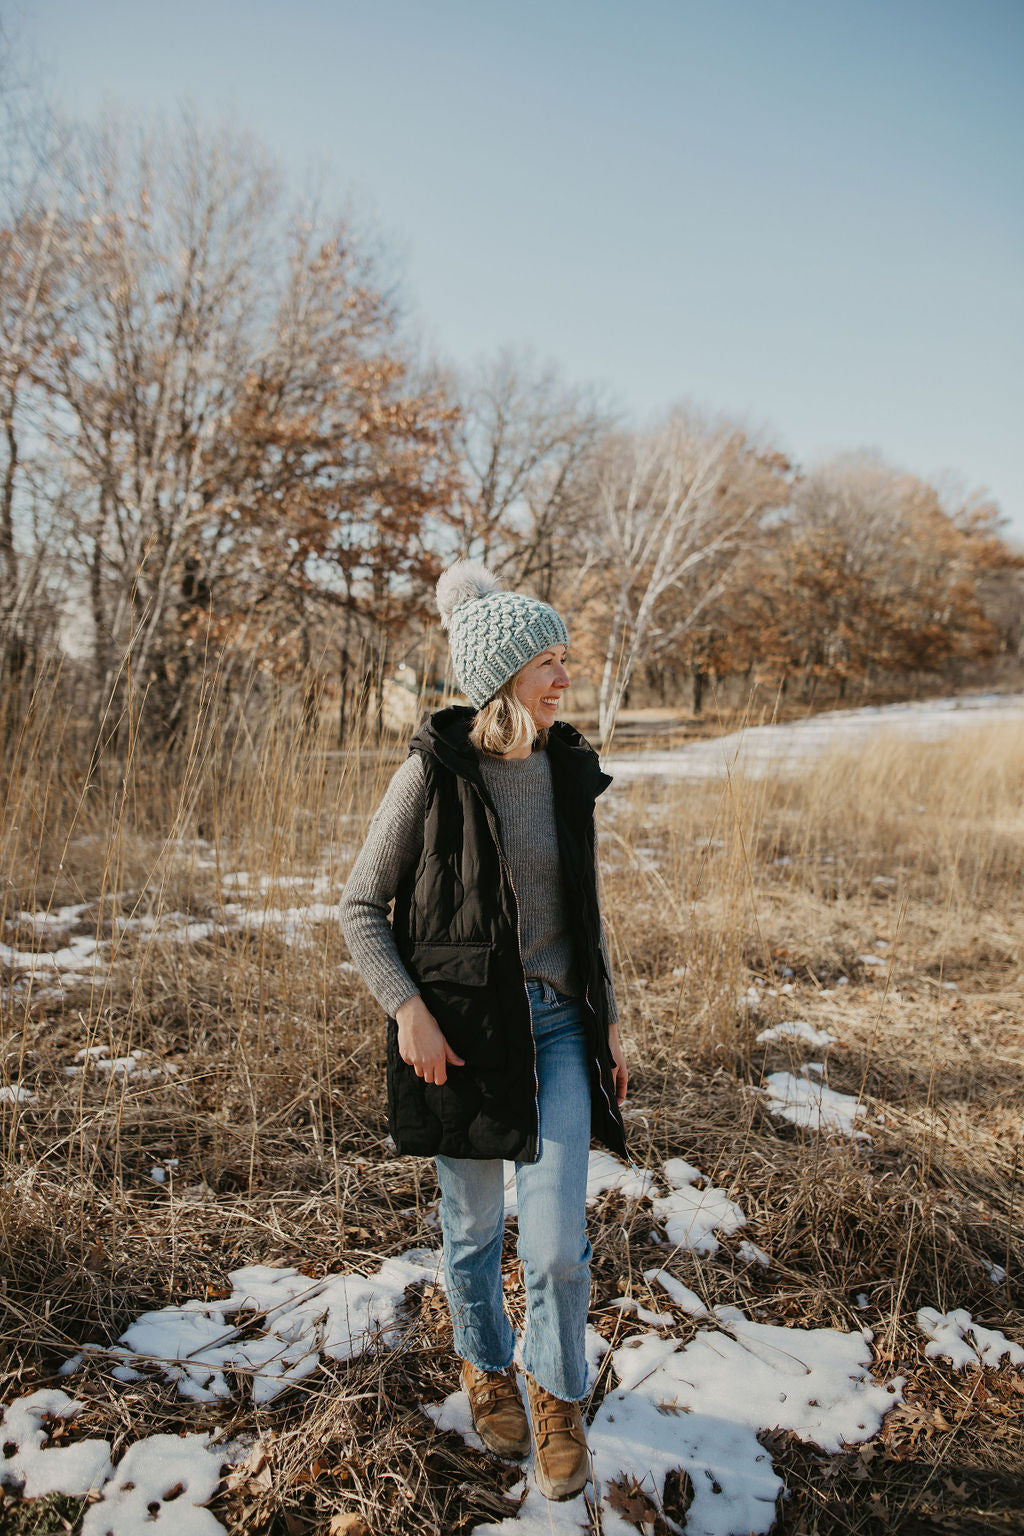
[329,1515,371,1536]
[225,1438,274,1493]
[85,1239,107,1272]
[607,1475,660,1525]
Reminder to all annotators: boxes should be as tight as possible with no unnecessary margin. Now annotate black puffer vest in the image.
[385,705,627,1162]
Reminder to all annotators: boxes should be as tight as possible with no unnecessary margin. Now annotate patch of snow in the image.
[14,903,91,932]
[220,900,346,947]
[422,1380,486,1452]
[606,691,1024,783]
[609,1297,675,1328]
[0,1390,112,1499]
[586,1150,660,1203]
[0,934,105,978]
[643,1268,709,1317]
[650,1159,746,1257]
[107,1250,443,1405]
[756,1020,836,1047]
[80,1433,226,1536]
[760,1069,869,1140]
[65,1049,177,1083]
[585,1324,610,1384]
[738,1240,770,1268]
[981,1259,1007,1286]
[917,1307,1024,1370]
[0,1083,35,1104]
[857,953,887,968]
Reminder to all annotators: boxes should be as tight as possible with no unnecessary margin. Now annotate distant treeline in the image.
[2,111,1020,752]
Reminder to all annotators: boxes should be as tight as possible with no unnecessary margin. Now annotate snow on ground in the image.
[756,1020,837,1047]
[428,1155,904,1536]
[7,1150,1023,1535]
[760,1067,869,1140]
[108,1250,443,1405]
[651,1159,746,1256]
[12,902,92,932]
[606,690,1024,782]
[64,1046,178,1083]
[917,1308,1024,1370]
[0,932,106,983]
[646,1268,710,1317]
[0,1083,36,1104]
[0,1391,113,1499]
[0,1392,228,1534]
[80,1434,228,1536]
[0,877,351,994]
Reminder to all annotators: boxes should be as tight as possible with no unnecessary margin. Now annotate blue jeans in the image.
[435,979,592,1401]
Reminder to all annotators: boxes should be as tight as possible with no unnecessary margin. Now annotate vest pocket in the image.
[408,940,491,987]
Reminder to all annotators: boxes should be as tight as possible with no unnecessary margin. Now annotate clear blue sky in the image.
[18,0,1024,536]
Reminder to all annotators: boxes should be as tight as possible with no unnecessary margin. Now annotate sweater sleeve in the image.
[594,817,619,1027]
[339,754,426,1018]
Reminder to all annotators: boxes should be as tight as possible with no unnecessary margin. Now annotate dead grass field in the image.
[1,686,1022,1536]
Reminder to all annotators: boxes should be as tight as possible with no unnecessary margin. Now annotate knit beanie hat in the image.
[436,559,569,709]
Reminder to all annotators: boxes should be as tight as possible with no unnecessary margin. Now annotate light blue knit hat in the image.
[436,559,569,709]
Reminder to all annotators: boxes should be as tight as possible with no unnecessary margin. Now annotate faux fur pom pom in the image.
[436,559,502,630]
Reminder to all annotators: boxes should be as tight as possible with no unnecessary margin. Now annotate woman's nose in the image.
[554,664,570,688]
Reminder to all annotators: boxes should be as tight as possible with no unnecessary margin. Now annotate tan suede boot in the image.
[525,1374,590,1501]
[461,1360,531,1457]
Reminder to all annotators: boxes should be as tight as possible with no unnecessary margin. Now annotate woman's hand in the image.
[395,994,465,1086]
[608,1022,628,1106]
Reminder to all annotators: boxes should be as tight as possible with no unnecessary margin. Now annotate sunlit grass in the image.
[1,676,1021,1533]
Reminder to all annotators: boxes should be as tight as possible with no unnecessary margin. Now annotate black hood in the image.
[409,706,612,802]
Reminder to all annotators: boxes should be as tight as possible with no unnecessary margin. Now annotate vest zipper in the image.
[585,979,617,1123]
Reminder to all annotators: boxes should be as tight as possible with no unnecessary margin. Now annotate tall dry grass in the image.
[1,674,1022,1534]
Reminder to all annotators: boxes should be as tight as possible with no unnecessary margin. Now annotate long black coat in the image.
[385,706,627,1162]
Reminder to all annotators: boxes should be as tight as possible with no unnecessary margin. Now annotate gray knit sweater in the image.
[339,747,618,1024]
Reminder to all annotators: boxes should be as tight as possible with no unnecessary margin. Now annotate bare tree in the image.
[31,110,456,743]
[0,43,75,714]
[451,349,611,599]
[582,411,791,747]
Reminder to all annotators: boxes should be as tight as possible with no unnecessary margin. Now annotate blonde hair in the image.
[469,673,549,757]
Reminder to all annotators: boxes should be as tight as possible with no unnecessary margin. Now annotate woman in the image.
[340,560,628,1502]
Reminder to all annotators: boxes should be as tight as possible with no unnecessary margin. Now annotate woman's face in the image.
[515,645,570,729]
